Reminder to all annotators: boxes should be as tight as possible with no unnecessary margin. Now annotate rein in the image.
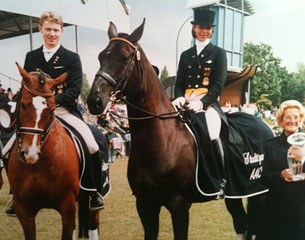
[96,37,193,124]
[118,97,182,120]
[103,95,193,128]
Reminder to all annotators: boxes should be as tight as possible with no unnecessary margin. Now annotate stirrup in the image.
[89,192,105,211]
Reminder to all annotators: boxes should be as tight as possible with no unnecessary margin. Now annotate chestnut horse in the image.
[8,64,99,240]
[87,21,271,239]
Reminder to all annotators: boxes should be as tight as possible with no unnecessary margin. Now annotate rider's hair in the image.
[39,11,64,28]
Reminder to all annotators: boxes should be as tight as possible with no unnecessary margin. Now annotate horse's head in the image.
[87,19,146,115]
[16,63,68,164]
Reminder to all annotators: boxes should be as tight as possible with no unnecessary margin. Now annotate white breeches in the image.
[55,107,99,154]
[185,93,221,140]
[205,107,221,140]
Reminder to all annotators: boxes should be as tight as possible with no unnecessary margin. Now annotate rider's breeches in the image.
[55,107,99,154]
[55,107,100,192]
[205,107,221,141]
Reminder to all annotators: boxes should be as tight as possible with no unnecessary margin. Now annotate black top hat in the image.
[191,9,216,27]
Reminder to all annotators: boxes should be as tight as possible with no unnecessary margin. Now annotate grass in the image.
[0,157,236,239]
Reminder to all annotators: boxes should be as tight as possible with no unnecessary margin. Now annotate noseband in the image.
[16,71,56,152]
[95,37,139,96]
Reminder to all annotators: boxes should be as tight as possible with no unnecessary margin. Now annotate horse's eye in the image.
[106,50,111,55]
[122,54,130,62]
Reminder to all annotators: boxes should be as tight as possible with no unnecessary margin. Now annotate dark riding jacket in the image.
[24,45,82,116]
[175,43,227,110]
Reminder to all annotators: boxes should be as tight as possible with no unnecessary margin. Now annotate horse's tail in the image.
[78,195,90,238]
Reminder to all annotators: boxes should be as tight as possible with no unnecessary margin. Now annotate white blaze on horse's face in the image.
[25,96,47,164]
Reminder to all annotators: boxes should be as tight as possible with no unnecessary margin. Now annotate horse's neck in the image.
[126,75,178,137]
[127,74,172,114]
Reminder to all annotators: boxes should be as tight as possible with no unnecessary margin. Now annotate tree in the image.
[288,63,305,103]
[81,73,91,103]
[256,94,272,110]
[160,66,170,82]
[244,42,289,106]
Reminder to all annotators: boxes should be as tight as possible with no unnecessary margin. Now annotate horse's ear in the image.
[108,21,118,39]
[53,72,68,88]
[16,62,31,83]
[129,18,145,43]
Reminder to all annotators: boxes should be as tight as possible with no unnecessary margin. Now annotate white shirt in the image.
[42,44,60,62]
[195,39,210,55]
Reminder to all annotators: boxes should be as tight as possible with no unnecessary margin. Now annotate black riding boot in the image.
[212,138,226,193]
[80,150,104,211]
[91,150,103,193]
[88,151,104,211]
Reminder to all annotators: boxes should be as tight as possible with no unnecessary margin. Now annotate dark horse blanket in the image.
[185,111,274,201]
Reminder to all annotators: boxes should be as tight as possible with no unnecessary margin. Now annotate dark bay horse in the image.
[87,20,272,240]
[7,64,99,240]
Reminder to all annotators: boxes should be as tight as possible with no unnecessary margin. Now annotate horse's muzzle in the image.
[20,149,41,165]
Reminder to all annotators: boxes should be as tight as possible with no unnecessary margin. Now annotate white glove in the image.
[172,97,186,108]
[187,100,203,112]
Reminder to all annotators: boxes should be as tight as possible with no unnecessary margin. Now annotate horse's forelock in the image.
[118,32,128,37]
[23,72,55,97]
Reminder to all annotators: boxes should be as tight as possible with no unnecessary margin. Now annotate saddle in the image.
[54,117,111,197]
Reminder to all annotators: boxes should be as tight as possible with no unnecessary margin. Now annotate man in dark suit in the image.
[6,11,104,215]
[173,9,227,191]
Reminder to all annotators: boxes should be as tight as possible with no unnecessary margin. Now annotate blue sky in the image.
[1,0,305,92]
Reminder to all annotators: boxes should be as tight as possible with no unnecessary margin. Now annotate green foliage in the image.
[160,66,170,82]
[288,63,305,103]
[81,73,91,103]
[244,42,288,106]
[256,94,272,110]
[244,43,305,106]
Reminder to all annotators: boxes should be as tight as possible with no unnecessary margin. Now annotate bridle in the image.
[16,70,56,152]
[94,37,193,124]
[95,37,139,97]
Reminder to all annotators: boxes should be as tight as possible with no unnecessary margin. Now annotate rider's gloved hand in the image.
[172,97,186,108]
[186,100,203,112]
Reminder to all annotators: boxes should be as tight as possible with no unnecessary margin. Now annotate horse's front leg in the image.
[136,196,161,240]
[59,194,77,240]
[166,196,190,240]
[14,200,37,240]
